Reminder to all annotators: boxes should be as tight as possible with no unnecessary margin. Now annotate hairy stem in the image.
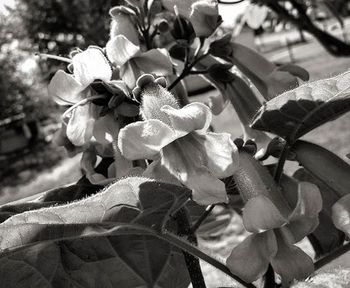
[175,208,206,288]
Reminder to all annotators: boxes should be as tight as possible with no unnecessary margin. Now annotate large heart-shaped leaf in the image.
[251,71,350,143]
[0,177,191,288]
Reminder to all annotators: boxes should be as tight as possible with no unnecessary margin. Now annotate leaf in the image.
[0,177,191,288]
[251,71,350,142]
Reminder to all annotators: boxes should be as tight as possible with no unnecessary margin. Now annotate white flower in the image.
[117,74,239,205]
[48,47,113,146]
[162,0,220,37]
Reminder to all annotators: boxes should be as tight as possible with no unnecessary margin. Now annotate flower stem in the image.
[263,264,276,288]
[190,204,216,234]
[273,143,290,183]
[168,53,209,91]
[175,208,207,288]
[162,231,256,288]
[314,242,350,271]
[35,53,72,63]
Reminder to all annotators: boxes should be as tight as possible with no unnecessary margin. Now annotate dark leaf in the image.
[251,72,350,143]
[209,33,233,60]
[0,177,191,288]
[208,63,235,83]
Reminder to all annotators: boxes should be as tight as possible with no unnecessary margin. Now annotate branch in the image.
[259,0,350,56]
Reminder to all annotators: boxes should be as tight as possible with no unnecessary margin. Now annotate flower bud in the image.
[209,33,233,60]
[110,7,140,45]
[171,13,195,46]
[233,150,290,217]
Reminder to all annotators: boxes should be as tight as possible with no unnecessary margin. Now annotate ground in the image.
[1,36,350,287]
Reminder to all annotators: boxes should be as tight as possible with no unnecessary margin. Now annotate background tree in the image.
[252,0,350,56]
[220,0,350,56]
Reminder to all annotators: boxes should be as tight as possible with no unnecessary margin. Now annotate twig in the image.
[218,0,245,4]
[168,53,209,91]
[162,231,256,288]
[190,204,216,234]
[273,143,290,183]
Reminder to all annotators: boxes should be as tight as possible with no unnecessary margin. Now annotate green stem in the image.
[314,242,350,271]
[190,205,216,234]
[162,232,256,288]
[273,143,290,183]
[175,208,206,288]
[168,53,209,91]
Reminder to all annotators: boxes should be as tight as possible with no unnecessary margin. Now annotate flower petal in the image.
[243,195,287,233]
[281,216,319,244]
[160,102,212,134]
[201,132,239,178]
[106,35,141,66]
[48,70,85,105]
[143,159,181,185]
[93,114,119,145]
[120,60,141,88]
[72,48,112,86]
[134,48,173,76]
[226,231,277,283]
[66,103,96,146]
[271,231,314,286]
[190,0,219,37]
[118,119,176,160]
[332,194,350,236]
[289,182,323,221]
[186,166,228,205]
[110,10,140,45]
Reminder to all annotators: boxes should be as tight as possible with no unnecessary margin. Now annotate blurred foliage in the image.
[0,16,52,121]
[253,0,350,56]
[12,0,121,57]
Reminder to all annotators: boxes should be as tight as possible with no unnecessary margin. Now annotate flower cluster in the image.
[45,0,341,286]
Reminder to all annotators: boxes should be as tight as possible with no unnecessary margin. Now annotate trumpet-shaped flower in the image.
[196,55,273,157]
[81,113,142,185]
[48,47,113,146]
[229,42,309,100]
[109,6,140,45]
[162,0,220,37]
[227,161,322,286]
[106,35,173,88]
[118,74,239,205]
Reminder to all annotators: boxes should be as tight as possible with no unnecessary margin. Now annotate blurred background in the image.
[0,0,350,204]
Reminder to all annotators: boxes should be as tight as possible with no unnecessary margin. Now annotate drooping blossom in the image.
[227,154,322,286]
[81,114,142,185]
[196,55,272,158]
[48,47,113,146]
[117,74,239,205]
[162,0,220,37]
[106,35,173,88]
